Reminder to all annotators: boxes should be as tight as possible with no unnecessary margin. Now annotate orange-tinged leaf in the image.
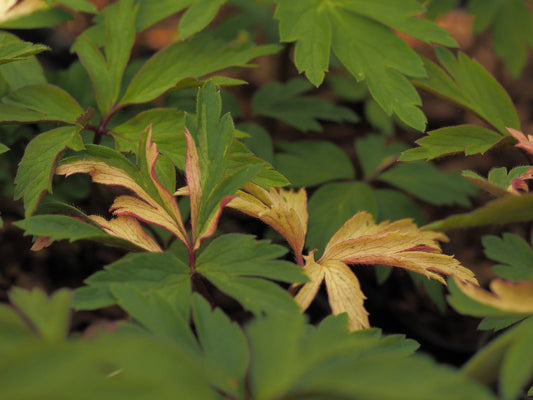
[295,211,477,331]
[322,259,369,331]
[228,183,308,258]
[89,215,162,253]
[322,211,476,285]
[184,127,203,247]
[455,278,533,315]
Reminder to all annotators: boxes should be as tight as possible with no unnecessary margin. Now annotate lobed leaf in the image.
[0,32,49,66]
[483,233,533,281]
[252,78,359,132]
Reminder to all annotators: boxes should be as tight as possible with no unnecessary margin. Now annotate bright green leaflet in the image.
[178,0,227,39]
[307,181,377,255]
[14,126,84,217]
[1,84,85,124]
[483,233,533,281]
[252,78,359,132]
[274,140,355,187]
[120,35,280,105]
[462,167,531,198]
[274,0,456,131]
[72,0,137,115]
[196,234,306,315]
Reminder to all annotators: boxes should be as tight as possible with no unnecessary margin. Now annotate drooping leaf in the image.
[425,194,533,230]
[72,252,192,314]
[228,183,308,259]
[468,0,533,77]
[252,78,359,132]
[307,182,377,255]
[247,312,494,400]
[483,233,533,281]
[192,294,249,398]
[14,126,84,217]
[55,131,189,247]
[297,211,478,330]
[72,0,137,114]
[274,140,355,187]
[0,31,49,65]
[378,161,478,207]
[9,287,71,343]
[274,0,456,131]
[462,316,533,400]
[1,84,85,124]
[400,125,504,161]
[184,82,261,249]
[196,234,307,315]
[120,35,280,105]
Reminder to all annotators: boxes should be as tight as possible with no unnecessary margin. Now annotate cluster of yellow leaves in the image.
[230,183,478,331]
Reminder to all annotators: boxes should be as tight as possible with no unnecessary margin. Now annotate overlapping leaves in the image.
[274,0,456,131]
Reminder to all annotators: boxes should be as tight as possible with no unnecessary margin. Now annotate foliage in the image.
[2,0,533,398]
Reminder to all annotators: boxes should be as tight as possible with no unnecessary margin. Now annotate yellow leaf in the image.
[228,183,308,261]
[294,211,477,331]
[90,215,162,253]
[455,278,533,315]
[0,0,48,23]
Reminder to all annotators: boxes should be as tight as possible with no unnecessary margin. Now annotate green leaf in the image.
[135,0,191,31]
[252,78,359,132]
[400,125,504,161]
[0,8,71,29]
[14,126,84,217]
[73,252,192,315]
[307,182,377,254]
[462,317,533,400]
[378,161,478,207]
[110,284,199,351]
[179,0,227,39]
[112,108,187,169]
[8,288,71,343]
[425,0,460,19]
[186,82,262,243]
[0,32,49,65]
[238,122,274,164]
[121,35,280,105]
[468,0,533,77]
[1,84,85,124]
[52,0,97,13]
[425,194,533,230]
[274,140,355,187]
[0,55,46,90]
[355,134,407,179]
[274,0,455,131]
[196,234,306,315]
[72,0,137,114]
[192,294,249,398]
[248,312,493,400]
[365,98,395,136]
[483,233,533,281]
[414,49,520,135]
